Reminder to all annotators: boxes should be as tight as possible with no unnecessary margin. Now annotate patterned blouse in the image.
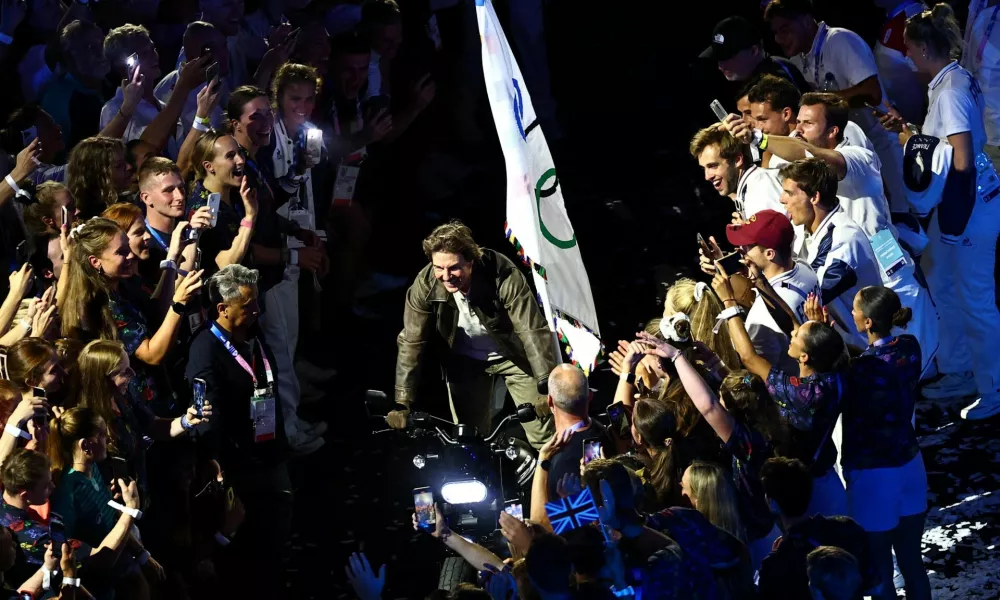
[765,368,842,475]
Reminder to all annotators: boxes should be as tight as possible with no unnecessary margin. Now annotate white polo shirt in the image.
[961,1,1000,145]
[100,89,182,159]
[797,203,882,348]
[744,261,821,373]
[737,164,785,219]
[923,61,988,154]
[805,142,892,239]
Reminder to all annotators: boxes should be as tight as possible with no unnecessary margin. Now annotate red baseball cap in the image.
[725,209,794,252]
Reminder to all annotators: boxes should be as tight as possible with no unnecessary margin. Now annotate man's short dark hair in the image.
[1,449,50,495]
[807,546,863,600]
[760,456,813,518]
[779,158,839,209]
[525,534,572,594]
[763,0,814,21]
[748,74,801,113]
[800,92,849,142]
[422,221,484,262]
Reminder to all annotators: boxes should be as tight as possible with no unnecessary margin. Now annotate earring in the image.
[98,264,105,276]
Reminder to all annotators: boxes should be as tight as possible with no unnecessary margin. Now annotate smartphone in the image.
[305,128,323,164]
[206,193,222,228]
[710,99,729,122]
[865,102,890,119]
[503,501,524,522]
[0,351,7,380]
[607,401,630,440]
[31,386,46,399]
[696,232,711,255]
[717,251,744,275]
[413,487,435,531]
[183,224,199,243]
[110,456,129,483]
[126,52,140,81]
[201,44,213,59]
[192,378,207,418]
[205,62,219,88]
[15,240,29,266]
[193,248,203,271]
[583,439,602,464]
[61,205,69,227]
[21,126,37,147]
[364,94,392,115]
[49,514,66,557]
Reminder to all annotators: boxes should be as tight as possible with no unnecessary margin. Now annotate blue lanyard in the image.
[812,25,830,86]
[144,219,168,251]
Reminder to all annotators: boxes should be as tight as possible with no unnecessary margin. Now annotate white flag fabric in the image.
[475,0,602,373]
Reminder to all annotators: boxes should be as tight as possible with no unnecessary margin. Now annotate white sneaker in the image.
[289,435,325,455]
[921,371,978,399]
[960,394,1000,420]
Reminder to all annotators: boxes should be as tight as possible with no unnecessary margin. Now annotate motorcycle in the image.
[366,390,539,590]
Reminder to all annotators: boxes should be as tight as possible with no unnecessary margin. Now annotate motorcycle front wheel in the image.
[438,556,476,591]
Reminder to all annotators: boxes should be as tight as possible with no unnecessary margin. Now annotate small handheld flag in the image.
[545,487,600,534]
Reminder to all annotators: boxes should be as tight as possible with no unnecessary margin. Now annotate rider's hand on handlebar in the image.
[386,408,410,429]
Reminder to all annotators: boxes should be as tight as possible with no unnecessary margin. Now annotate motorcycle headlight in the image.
[440,480,488,504]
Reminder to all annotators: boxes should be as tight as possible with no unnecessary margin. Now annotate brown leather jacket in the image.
[394,249,559,408]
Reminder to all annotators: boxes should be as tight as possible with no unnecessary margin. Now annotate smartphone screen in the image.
[193,378,207,417]
[61,205,69,227]
[607,402,630,440]
[49,514,66,557]
[413,487,435,530]
[126,52,140,80]
[31,386,46,399]
[583,439,602,464]
[206,193,222,228]
[111,457,129,483]
[205,62,219,87]
[503,502,524,522]
[21,126,37,147]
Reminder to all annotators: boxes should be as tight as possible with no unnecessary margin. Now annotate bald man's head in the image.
[548,364,589,418]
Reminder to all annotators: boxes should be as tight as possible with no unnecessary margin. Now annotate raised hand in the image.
[120,65,144,117]
[346,551,386,600]
[498,511,533,556]
[413,74,436,110]
[172,270,205,305]
[539,427,573,462]
[556,472,583,499]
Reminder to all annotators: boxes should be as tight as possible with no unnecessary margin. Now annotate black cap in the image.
[699,16,762,61]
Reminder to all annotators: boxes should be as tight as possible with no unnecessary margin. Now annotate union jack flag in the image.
[545,487,600,534]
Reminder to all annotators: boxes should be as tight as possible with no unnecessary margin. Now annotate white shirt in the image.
[875,2,927,124]
[962,0,1000,145]
[924,60,989,155]
[797,204,881,348]
[790,23,896,145]
[744,261,821,373]
[100,89,183,160]
[154,72,230,140]
[452,291,503,361]
[737,164,785,219]
[808,142,893,239]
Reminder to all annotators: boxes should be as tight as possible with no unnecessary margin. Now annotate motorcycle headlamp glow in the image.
[440,480,488,504]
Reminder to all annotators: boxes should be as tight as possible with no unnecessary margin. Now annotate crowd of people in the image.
[361,1,992,599]
[0,0,994,598]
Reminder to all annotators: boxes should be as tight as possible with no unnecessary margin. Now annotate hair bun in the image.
[930,2,955,23]
[892,306,913,328]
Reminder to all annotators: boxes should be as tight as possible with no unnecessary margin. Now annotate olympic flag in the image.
[475,0,602,373]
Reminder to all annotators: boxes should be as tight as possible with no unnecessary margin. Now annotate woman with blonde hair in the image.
[76,340,210,495]
[66,136,133,218]
[680,460,746,543]
[664,278,741,370]
[59,217,203,412]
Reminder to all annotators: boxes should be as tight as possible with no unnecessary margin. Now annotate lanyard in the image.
[144,219,168,251]
[977,4,1000,64]
[811,24,830,86]
[209,323,273,388]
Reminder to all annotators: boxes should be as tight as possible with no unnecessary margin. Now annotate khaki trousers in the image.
[445,354,554,449]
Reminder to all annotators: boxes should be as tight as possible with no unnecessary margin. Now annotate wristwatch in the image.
[539,459,552,472]
[171,302,187,315]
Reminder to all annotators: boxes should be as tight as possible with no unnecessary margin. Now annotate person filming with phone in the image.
[390,221,560,449]
[184,264,292,599]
